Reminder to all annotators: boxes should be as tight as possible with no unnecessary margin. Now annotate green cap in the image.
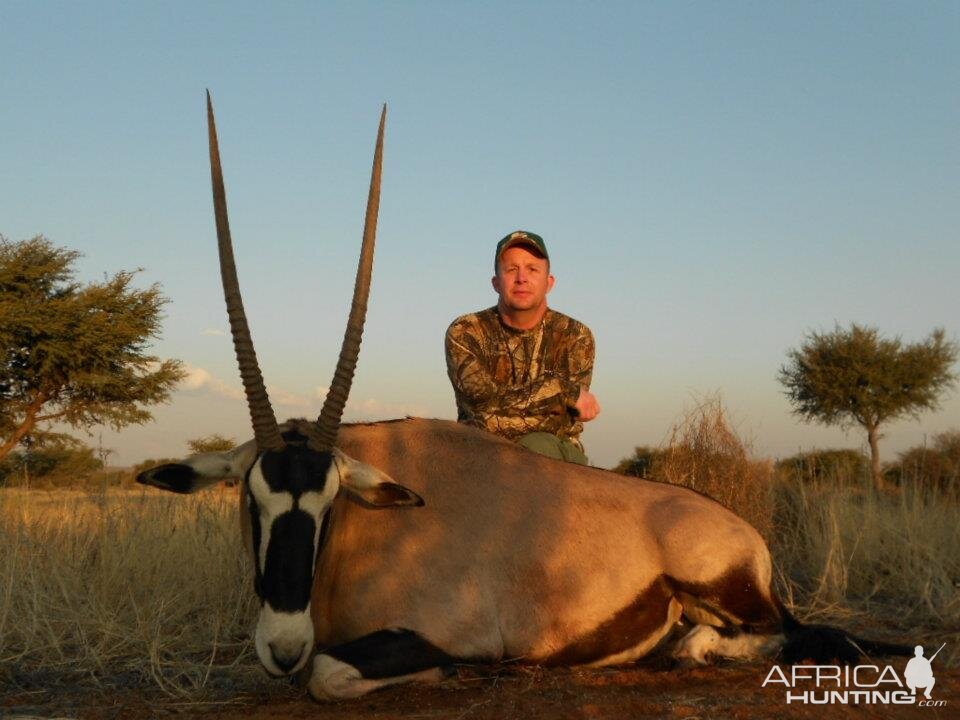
[494,230,549,271]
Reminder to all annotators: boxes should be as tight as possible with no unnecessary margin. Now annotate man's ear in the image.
[332,449,424,509]
[546,274,555,293]
[491,274,502,294]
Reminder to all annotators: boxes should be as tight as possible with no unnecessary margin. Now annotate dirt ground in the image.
[4,660,955,720]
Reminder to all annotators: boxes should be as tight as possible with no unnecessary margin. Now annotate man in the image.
[445,230,601,464]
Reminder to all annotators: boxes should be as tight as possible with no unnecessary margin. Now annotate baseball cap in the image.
[494,230,549,271]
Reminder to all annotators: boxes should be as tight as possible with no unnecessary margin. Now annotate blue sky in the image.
[3,1,958,467]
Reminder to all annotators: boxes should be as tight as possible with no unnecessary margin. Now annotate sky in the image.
[2,1,958,469]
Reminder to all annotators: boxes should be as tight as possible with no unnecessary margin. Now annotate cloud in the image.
[182,366,213,390]
[202,328,227,337]
[181,365,245,401]
[313,386,427,419]
[351,397,428,419]
[178,368,424,420]
[182,365,310,408]
[267,385,312,409]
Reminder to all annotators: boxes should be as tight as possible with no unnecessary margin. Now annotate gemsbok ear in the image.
[332,449,424,509]
[137,442,260,494]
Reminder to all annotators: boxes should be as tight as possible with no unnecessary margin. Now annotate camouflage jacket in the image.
[445,307,595,446]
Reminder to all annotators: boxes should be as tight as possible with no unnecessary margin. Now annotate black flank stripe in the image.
[543,576,674,665]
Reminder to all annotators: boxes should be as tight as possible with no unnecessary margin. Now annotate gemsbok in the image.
[138,94,910,700]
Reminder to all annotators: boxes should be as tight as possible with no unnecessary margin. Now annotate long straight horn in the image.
[207,91,285,452]
[315,105,386,450]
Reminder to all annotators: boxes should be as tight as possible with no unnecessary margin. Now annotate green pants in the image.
[517,432,589,465]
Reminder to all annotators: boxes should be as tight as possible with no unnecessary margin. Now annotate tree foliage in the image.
[187,433,237,454]
[0,235,185,462]
[778,323,957,488]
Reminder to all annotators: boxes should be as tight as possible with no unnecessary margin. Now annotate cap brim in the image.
[500,238,547,258]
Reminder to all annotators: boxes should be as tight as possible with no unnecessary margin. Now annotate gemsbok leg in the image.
[308,629,456,700]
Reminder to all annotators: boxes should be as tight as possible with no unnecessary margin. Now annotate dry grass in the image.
[772,477,960,666]
[0,487,262,700]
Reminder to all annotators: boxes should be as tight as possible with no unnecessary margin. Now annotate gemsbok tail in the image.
[776,600,912,664]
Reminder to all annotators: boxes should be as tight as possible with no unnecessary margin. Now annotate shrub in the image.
[775,449,869,485]
[0,435,103,487]
[611,446,664,479]
[885,430,960,492]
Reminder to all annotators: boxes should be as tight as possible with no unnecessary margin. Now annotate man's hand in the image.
[573,388,601,422]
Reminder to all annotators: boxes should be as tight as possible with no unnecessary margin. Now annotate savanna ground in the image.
[3,410,959,719]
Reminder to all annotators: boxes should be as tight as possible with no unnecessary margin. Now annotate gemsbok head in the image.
[142,95,420,677]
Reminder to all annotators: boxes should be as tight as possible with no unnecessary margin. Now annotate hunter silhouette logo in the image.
[904,643,944,700]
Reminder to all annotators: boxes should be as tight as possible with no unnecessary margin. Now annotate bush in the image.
[611,446,665,479]
[885,430,960,492]
[0,435,103,487]
[775,449,869,485]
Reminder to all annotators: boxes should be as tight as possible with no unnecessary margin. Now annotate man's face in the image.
[492,245,555,313]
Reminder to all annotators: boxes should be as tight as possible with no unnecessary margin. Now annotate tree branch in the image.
[0,392,48,462]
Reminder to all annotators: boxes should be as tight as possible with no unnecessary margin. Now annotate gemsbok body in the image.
[138,95,910,700]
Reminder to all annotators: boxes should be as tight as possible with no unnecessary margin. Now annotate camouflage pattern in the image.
[445,307,595,447]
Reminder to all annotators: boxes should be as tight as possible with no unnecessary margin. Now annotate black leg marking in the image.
[324,629,456,680]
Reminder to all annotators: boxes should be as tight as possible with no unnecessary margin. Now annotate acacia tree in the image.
[778,323,958,489]
[187,433,236,454]
[0,235,185,462]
